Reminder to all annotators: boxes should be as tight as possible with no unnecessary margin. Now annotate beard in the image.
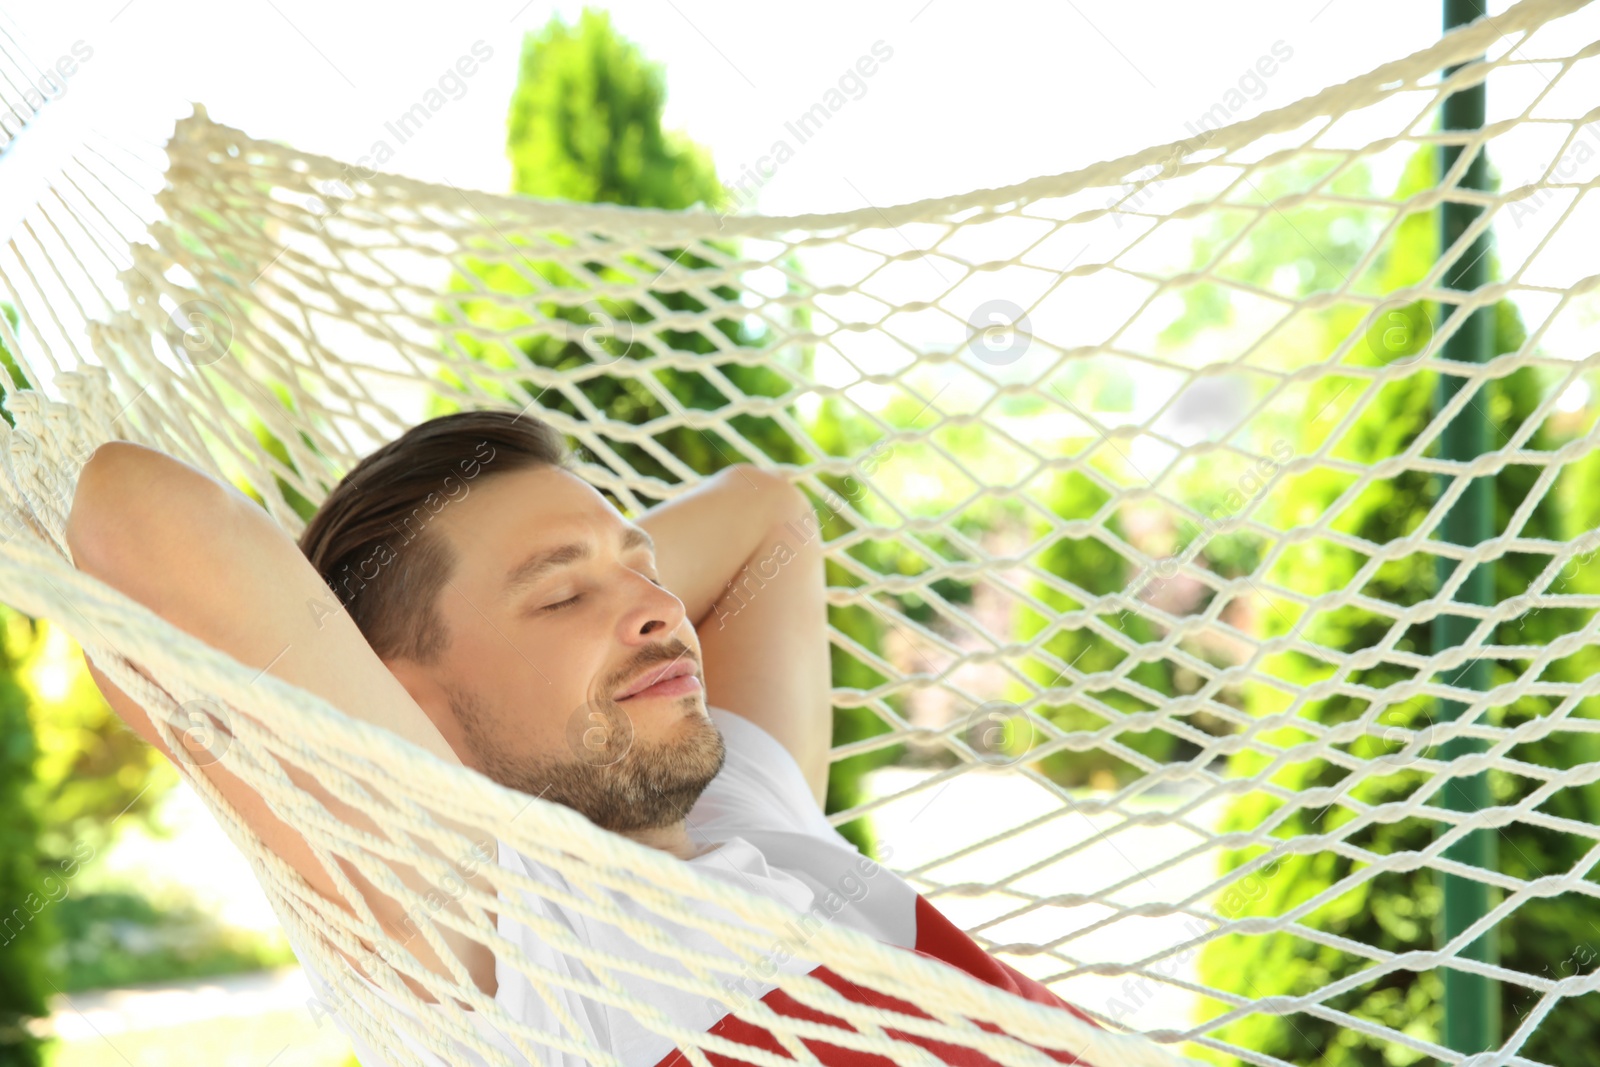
[449,683,726,833]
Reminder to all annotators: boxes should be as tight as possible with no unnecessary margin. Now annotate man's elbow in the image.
[67,441,233,577]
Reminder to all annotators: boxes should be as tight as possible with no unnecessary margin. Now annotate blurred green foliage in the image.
[47,890,292,994]
[1018,466,1191,786]
[0,304,32,422]
[24,622,172,872]
[1,611,49,1067]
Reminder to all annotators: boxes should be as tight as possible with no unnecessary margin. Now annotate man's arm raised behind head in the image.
[65,441,497,1000]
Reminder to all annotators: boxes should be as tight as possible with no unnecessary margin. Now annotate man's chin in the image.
[460,688,725,831]
[662,696,719,746]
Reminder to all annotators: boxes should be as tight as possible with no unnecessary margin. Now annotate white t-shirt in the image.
[294,706,1099,1067]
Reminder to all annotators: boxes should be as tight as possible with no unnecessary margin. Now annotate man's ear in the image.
[382,657,467,760]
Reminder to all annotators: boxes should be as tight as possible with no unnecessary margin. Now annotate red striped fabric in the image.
[656,895,1100,1067]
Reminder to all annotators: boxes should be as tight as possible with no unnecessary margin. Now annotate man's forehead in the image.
[450,463,605,519]
[440,465,649,567]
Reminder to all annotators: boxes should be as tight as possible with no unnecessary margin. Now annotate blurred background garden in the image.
[4,1,1600,1065]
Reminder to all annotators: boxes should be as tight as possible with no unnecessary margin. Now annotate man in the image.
[65,410,1101,1066]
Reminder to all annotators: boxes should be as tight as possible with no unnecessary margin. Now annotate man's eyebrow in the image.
[502,526,656,600]
[622,525,655,556]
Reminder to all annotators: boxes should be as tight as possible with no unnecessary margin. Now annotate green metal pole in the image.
[1436,0,1498,1057]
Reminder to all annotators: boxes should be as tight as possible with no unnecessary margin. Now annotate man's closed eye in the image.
[540,575,663,613]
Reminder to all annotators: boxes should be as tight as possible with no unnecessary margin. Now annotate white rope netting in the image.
[3,1,1600,1064]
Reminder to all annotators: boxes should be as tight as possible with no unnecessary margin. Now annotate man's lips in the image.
[617,673,702,701]
[615,660,700,701]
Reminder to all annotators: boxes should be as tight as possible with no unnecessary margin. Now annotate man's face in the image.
[390,465,724,833]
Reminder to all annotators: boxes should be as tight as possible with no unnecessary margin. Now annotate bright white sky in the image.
[17,0,1522,216]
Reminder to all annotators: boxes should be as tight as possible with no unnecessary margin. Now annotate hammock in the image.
[2,1,1599,1063]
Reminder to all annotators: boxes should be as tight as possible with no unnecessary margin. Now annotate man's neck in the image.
[625,820,708,860]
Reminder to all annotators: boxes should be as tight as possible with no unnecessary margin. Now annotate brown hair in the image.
[298,409,573,664]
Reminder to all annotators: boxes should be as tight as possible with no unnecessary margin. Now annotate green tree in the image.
[505,9,722,211]
[443,7,792,483]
